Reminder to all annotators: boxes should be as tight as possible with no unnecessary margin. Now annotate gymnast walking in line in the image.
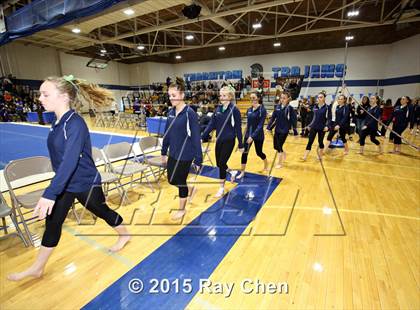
[8,75,130,281]
[358,95,383,155]
[302,91,330,161]
[389,95,411,154]
[236,92,268,179]
[324,94,351,155]
[266,91,297,168]
[161,78,202,220]
[202,85,244,197]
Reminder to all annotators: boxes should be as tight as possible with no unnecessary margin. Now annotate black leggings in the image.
[273,132,288,152]
[393,126,407,145]
[215,139,235,180]
[327,127,348,144]
[306,128,326,150]
[42,187,123,247]
[359,128,380,146]
[241,139,266,164]
[167,156,192,198]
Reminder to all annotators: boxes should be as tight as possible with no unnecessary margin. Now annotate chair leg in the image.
[2,217,7,234]
[15,205,34,246]
[71,203,81,224]
[9,213,29,247]
[143,171,155,193]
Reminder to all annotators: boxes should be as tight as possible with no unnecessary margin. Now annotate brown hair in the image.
[45,76,114,110]
[281,91,291,98]
[169,77,185,92]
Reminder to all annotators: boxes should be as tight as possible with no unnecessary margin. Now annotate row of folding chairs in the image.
[0,136,213,247]
[95,112,146,130]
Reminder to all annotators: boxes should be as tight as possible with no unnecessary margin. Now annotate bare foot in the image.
[187,186,197,203]
[229,171,237,182]
[275,163,282,168]
[236,172,245,179]
[214,188,225,198]
[343,150,349,155]
[7,268,43,281]
[301,157,307,161]
[171,209,186,221]
[109,235,131,252]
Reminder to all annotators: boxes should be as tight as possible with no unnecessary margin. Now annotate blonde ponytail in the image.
[45,75,115,110]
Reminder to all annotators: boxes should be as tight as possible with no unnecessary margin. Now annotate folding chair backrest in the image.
[91,147,105,164]
[139,136,162,154]
[102,142,134,162]
[4,156,53,189]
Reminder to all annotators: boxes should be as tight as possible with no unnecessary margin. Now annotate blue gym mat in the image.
[0,123,139,170]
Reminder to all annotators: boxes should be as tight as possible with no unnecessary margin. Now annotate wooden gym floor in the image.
[0,119,419,310]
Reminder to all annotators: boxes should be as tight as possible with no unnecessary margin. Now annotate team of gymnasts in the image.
[7,76,413,282]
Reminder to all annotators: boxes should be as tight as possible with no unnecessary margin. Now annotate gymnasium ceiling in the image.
[3,0,420,64]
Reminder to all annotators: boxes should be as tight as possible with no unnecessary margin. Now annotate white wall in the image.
[59,52,131,107]
[0,42,61,79]
[172,45,391,103]
[383,34,420,101]
[1,35,419,104]
[129,62,174,86]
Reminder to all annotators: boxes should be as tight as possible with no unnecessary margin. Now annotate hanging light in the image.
[347,10,359,17]
[123,8,135,15]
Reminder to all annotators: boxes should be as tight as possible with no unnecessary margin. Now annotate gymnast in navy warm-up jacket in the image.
[302,91,330,161]
[359,95,383,154]
[325,94,351,154]
[8,76,130,282]
[202,85,243,197]
[266,91,297,168]
[390,95,411,152]
[162,78,203,219]
[237,92,268,178]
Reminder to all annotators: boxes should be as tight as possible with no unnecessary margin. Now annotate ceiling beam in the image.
[103,0,302,43]
[115,16,420,59]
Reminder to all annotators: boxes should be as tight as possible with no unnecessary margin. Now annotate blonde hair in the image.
[220,85,236,101]
[45,76,115,110]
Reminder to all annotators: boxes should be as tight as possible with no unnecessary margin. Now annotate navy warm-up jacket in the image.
[161,106,203,165]
[267,104,297,134]
[202,102,243,148]
[308,104,330,131]
[43,109,100,200]
[245,105,267,141]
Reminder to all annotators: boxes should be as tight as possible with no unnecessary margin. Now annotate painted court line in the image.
[82,167,281,309]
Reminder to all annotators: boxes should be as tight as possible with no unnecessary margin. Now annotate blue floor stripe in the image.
[0,123,138,169]
[82,167,281,310]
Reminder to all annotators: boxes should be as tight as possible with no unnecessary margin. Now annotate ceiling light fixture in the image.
[347,10,359,17]
[123,8,135,15]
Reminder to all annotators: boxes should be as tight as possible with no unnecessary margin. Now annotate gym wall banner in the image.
[184,70,243,82]
[272,64,346,79]
[252,79,271,88]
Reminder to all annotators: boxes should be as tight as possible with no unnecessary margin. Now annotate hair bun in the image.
[176,77,185,86]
